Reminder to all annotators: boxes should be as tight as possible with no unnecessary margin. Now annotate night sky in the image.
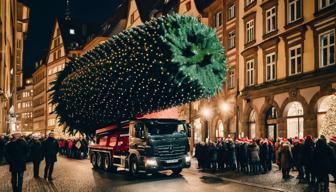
[21,0,124,78]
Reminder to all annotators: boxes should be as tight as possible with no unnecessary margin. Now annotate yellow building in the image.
[32,59,47,135]
[16,78,33,133]
[236,0,336,139]
[0,0,20,133]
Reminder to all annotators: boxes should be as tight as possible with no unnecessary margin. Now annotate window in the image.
[69,29,75,35]
[228,4,235,20]
[266,7,276,33]
[246,59,255,86]
[53,67,57,74]
[228,69,235,89]
[57,49,61,59]
[48,119,56,126]
[246,0,255,6]
[248,110,256,139]
[319,0,335,10]
[286,102,304,138]
[18,103,21,109]
[246,20,255,43]
[289,45,302,75]
[53,52,57,61]
[215,11,223,27]
[287,0,302,23]
[216,121,224,138]
[130,13,135,24]
[228,31,235,49]
[319,30,335,68]
[266,52,276,81]
[48,69,52,75]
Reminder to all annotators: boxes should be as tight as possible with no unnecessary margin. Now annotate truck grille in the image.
[154,145,186,160]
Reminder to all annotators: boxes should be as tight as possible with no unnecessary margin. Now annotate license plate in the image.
[166,159,178,163]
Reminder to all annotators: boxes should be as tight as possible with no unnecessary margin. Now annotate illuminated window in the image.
[70,29,75,35]
[319,30,335,68]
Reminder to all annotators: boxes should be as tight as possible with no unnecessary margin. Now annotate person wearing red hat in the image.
[260,139,270,173]
[279,140,293,180]
[292,138,305,182]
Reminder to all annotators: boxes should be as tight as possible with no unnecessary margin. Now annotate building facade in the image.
[237,0,336,139]
[16,78,33,132]
[32,60,47,135]
[0,0,18,133]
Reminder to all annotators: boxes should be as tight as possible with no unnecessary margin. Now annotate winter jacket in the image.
[249,144,260,162]
[260,143,269,161]
[279,143,293,170]
[314,139,336,177]
[31,139,43,162]
[292,143,304,166]
[303,139,315,168]
[5,138,28,172]
[43,137,59,163]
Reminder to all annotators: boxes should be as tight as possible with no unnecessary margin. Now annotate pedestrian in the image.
[42,132,59,181]
[259,139,269,173]
[292,138,305,182]
[227,139,236,170]
[279,140,293,180]
[5,132,28,192]
[208,141,218,172]
[314,137,336,192]
[194,142,202,169]
[0,134,5,164]
[249,140,260,175]
[303,135,316,184]
[31,135,43,178]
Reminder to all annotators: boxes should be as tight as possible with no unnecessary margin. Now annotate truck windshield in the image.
[146,122,187,135]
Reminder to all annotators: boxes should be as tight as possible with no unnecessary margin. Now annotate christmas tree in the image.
[320,94,336,138]
[50,14,226,136]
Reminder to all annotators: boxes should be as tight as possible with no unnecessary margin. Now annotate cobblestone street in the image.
[0,156,335,192]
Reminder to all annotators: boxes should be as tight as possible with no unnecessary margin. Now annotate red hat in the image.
[299,138,304,144]
[306,135,312,140]
[330,136,336,145]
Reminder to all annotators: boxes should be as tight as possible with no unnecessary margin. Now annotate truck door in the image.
[129,121,146,158]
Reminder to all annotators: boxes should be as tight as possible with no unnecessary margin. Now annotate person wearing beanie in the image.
[292,138,305,182]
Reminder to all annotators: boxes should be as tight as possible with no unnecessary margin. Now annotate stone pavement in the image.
[0,156,335,192]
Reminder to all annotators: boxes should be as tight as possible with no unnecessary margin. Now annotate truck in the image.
[88,118,191,176]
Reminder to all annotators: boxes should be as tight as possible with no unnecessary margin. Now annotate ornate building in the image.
[16,78,33,132]
[237,0,336,139]
[0,0,29,133]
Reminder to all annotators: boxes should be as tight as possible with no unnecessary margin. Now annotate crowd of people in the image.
[58,137,88,159]
[0,132,89,192]
[195,135,336,192]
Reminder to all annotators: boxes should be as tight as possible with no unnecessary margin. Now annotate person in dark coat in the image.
[303,135,316,184]
[194,142,202,169]
[249,141,260,175]
[208,141,218,172]
[279,141,293,180]
[0,134,5,164]
[292,138,305,182]
[267,140,275,171]
[328,136,336,183]
[260,139,269,173]
[314,137,336,192]
[31,136,43,178]
[5,132,28,192]
[43,132,59,181]
[227,139,236,170]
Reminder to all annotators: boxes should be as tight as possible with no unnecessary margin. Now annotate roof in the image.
[135,0,179,22]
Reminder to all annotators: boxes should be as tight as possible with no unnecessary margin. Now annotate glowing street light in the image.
[220,101,230,112]
[201,106,212,119]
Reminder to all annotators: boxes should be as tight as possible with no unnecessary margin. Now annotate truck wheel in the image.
[129,157,139,177]
[103,155,111,171]
[91,153,98,168]
[172,168,182,175]
[97,153,103,168]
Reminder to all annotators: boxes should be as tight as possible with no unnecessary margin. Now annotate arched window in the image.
[265,106,278,139]
[216,120,224,138]
[248,110,256,139]
[286,102,304,138]
[317,95,333,135]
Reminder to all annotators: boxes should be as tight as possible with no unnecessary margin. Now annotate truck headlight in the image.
[145,158,158,167]
[185,155,191,163]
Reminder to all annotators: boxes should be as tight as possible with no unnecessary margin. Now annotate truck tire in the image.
[91,153,98,168]
[97,152,103,168]
[129,157,139,177]
[103,154,110,171]
[172,168,182,175]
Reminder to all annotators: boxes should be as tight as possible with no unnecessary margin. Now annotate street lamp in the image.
[219,101,230,113]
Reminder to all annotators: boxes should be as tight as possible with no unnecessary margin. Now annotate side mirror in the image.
[187,124,191,138]
[135,124,145,139]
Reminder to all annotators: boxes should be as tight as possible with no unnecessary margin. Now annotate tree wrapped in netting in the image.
[51,14,226,136]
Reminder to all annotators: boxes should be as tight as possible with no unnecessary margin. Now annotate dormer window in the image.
[70,29,75,35]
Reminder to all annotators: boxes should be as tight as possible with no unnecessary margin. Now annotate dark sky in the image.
[21,0,124,78]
